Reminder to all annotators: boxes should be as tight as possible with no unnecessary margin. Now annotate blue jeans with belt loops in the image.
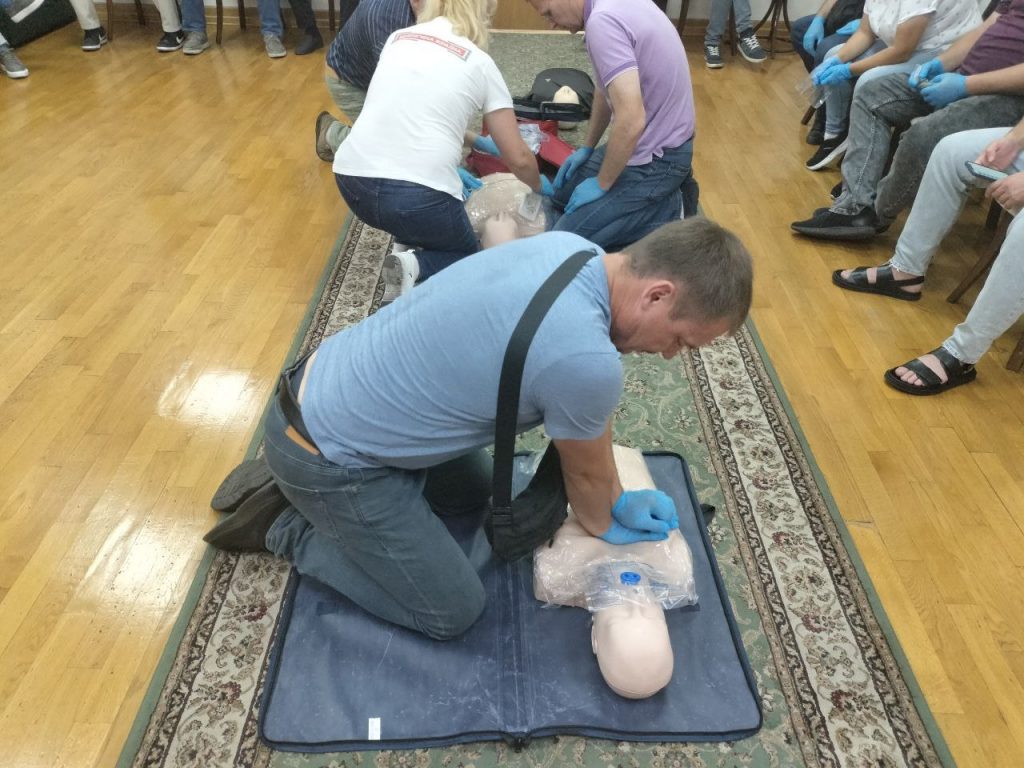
[262,397,493,640]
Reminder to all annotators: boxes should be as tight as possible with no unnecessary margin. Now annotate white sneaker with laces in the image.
[380,246,420,305]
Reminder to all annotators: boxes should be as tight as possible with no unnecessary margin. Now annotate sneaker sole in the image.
[2,66,29,78]
[266,49,287,58]
[184,44,211,55]
[705,60,724,69]
[791,223,877,241]
[738,50,766,64]
[81,39,108,51]
[806,140,848,171]
[157,42,184,52]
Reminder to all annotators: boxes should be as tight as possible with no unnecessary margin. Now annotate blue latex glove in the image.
[599,520,669,545]
[564,176,607,215]
[908,58,943,88]
[553,146,594,190]
[611,489,676,533]
[813,61,852,86]
[920,72,967,108]
[473,134,500,156]
[835,18,860,35]
[540,174,554,197]
[457,167,482,200]
[803,17,825,54]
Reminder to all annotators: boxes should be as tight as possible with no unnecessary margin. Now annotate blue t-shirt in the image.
[302,232,622,469]
[326,0,416,89]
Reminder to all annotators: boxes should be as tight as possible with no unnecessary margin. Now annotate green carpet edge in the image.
[742,316,957,768]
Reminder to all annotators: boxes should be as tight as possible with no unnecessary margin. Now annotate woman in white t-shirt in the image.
[805,0,980,171]
[333,0,550,285]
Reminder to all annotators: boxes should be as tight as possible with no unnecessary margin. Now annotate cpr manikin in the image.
[464,173,548,247]
[534,446,697,699]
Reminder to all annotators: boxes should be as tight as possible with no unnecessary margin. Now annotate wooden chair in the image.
[946,201,1024,372]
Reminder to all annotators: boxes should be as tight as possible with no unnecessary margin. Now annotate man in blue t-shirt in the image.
[314,0,420,162]
[205,219,752,641]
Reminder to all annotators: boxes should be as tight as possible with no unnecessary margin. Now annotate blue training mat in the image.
[260,453,761,752]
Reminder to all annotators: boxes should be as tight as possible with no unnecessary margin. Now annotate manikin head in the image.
[592,599,674,699]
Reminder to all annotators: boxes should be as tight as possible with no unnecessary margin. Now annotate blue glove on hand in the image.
[835,18,860,35]
[473,134,500,156]
[553,146,594,190]
[600,520,670,546]
[813,61,852,85]
[803,16,825,54]
[457,167,482,200]
[540,174,554,197]
[908,58,943,88]
[564,176,606,215]
[920,72,967,108]
[611,489,676,533]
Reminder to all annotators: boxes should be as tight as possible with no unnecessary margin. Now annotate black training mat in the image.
[260,453,761,752]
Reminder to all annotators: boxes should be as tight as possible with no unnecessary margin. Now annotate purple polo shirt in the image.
[583,0,695,166]
[957,0,1024,76]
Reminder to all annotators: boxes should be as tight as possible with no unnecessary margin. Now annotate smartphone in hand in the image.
[965,161,1009,182]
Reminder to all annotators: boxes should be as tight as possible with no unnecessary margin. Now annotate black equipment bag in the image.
[512,68,596,123]
[483,249,598,561]
[824,0,865,35]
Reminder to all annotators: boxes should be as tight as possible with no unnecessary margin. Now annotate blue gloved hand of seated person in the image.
[920,73,966,108]
[813,60,852,86]
[803,17,825,54]
[564,176,606,214]
[908,58,943,88]
[540,174,555,197]
[554,146,594,190]
[457,167,483,200]
[835,18,860,35]
[473,134,500,156]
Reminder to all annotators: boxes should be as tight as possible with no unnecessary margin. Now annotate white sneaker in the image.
[380,247,420,305]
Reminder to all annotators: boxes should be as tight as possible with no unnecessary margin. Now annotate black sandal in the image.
[832,264,923,301]
[884,347,977,396]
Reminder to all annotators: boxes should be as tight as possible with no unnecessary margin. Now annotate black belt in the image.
[277,352,319,451]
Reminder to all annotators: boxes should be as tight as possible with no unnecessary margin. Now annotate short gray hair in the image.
[625,217,753,332]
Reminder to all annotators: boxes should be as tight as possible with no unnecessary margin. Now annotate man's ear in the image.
[642,280,676,309]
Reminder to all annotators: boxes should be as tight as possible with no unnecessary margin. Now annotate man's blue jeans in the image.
[551,138,696,251]
[262,398,493,640]
[181,0,282,35]
[336,174,480,281]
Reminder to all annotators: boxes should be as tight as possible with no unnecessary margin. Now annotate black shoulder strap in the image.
[491,249,599,513]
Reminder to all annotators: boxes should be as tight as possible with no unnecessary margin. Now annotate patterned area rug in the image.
[120,216,953,768]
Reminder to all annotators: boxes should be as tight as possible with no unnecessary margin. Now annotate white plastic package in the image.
[533,445,698,611]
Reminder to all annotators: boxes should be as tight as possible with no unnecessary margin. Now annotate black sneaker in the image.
[830,180,843,200]
[704,43,723,69]
[82,26,108,51]
[806,133,848,171]
[806,108,826,145]
[295,30,323,55]
[791,206,884,241]
[156,29,185,52]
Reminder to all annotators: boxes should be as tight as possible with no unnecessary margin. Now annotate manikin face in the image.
[611,282,734,360]
[527,0,585,33]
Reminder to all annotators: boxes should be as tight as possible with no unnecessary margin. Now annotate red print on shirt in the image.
[393,32,470,60]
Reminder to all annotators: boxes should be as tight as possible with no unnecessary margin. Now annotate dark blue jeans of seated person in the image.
[335,174,480,282]
[550,137,697,251]
[262,398,495,640]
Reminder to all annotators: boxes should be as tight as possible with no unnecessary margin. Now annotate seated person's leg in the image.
[262,403,486,640]
[789,15,816,72]
[834,129,1006,297]
[875,95,1024,223]
[320,76,367,158]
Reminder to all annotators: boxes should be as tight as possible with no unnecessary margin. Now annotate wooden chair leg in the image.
[801,105,815,125]
[217,0,224,43]
[676,0,689,37]
[238,0,246,31]
[985,198,1003,230]
[1008,333,1024,372]
[947,208,1010,304]
[328,0,336,33]
[106,0,114,39]
[135,0,146,26]
[728,7,737,56]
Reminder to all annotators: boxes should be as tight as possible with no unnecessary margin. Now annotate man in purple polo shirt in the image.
[527,0,698,250]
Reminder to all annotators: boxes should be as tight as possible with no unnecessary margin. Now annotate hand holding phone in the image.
[965,161,1008,182]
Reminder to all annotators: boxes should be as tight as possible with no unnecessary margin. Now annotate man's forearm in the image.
[595,116,643,190]
[559,427,623,537]
[584,91,612,149]
[967,62,1024,96]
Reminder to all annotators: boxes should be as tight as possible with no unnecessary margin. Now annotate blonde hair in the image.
[417,0,497,50]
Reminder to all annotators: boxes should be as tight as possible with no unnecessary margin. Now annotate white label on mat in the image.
[368,717,381,740]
